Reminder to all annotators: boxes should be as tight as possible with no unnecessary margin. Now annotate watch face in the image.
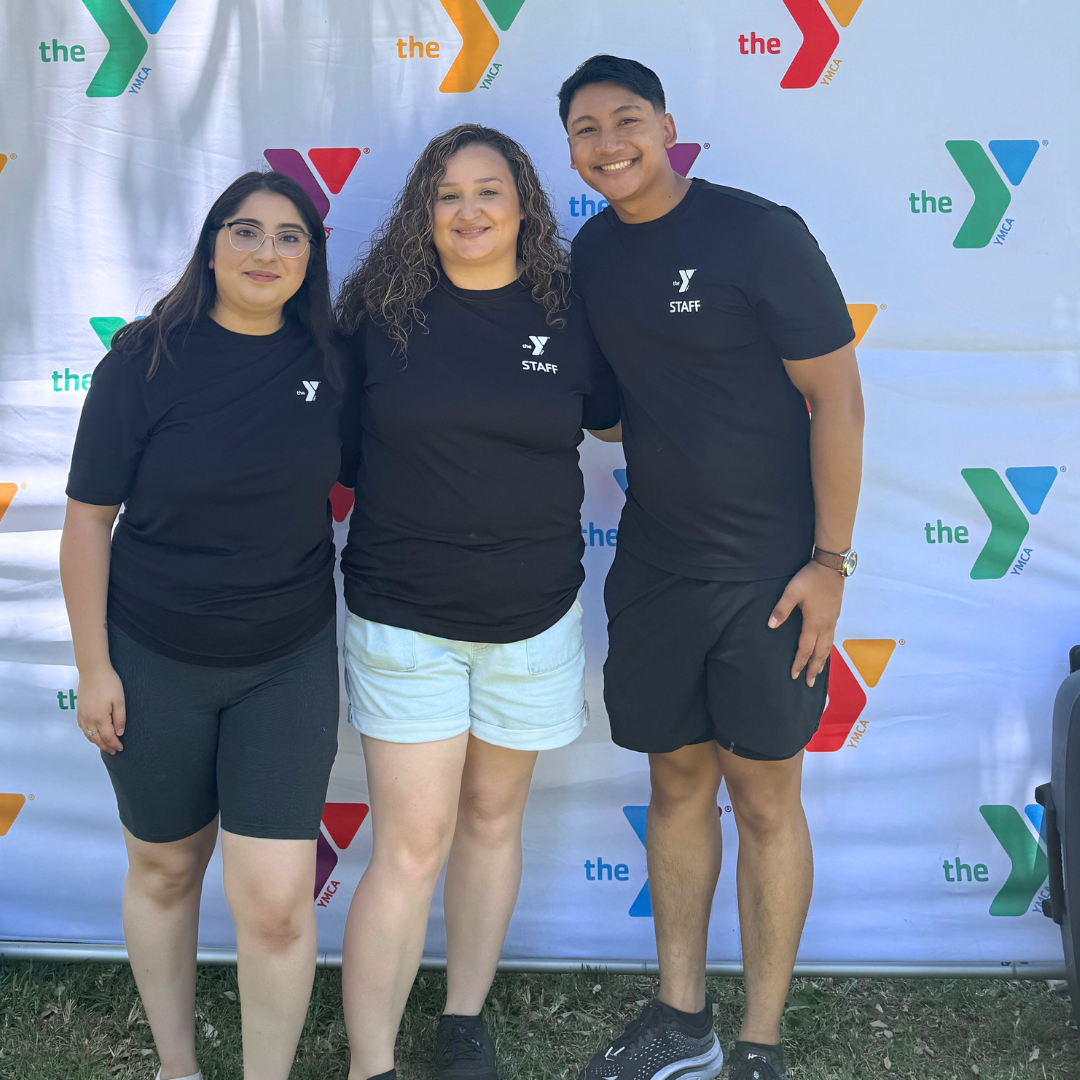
[842,550,858,577]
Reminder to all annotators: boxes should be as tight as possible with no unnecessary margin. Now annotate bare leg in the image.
[121,819,218,1080]
[720,748,812,1045]
[343,733,470,1080]
[221,831,320,1080]
[443,738,538,1015]
[647,742,724,1014]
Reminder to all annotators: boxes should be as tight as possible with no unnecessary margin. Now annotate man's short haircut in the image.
[557,55,666,129]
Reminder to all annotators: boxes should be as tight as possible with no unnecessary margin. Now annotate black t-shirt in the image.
[339,276,620,643]
[66,316,340,666]
[571,178,854,581]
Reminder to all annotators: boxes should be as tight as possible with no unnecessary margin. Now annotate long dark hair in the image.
[110,171,338,379]
[335,124,569,351]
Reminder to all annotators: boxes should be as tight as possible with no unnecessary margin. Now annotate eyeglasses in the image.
[219,221,312,258]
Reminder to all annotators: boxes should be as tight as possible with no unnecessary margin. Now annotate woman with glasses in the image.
[60,171,341,1080]
[334,125,619,1080]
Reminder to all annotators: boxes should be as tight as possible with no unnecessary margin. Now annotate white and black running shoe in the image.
[580,997,723,1080]
[434,1014,499,1080]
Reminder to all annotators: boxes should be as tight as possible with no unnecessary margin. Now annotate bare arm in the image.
[59,498,126,753]
[768,340,864,686]
[586,422,622,442]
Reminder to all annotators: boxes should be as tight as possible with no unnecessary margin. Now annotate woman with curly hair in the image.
[335,124,619,1080]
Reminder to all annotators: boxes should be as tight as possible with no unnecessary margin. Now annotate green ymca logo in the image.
[961,467,1057,579]
[78,0,179,97]
[909,140,1041,249]
[945,806,1049,916]
[981,805,1048,917]
[928,467,1058,579]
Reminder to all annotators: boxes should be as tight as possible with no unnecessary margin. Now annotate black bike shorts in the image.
[103,618,339,843]
[603,549,829,760]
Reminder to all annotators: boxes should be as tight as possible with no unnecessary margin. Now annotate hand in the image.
[768,560,844,687]
[75,666,126,755]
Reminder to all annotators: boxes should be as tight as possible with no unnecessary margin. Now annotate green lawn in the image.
[1,962,1077,1079]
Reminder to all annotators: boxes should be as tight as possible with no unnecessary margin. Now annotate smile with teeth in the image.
[456,226,489,237]
[599,159,636,172]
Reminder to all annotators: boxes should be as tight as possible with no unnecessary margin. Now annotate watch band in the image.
[812,547,844,573]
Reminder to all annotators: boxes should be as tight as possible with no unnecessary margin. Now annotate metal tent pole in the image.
[0,941,1065,979]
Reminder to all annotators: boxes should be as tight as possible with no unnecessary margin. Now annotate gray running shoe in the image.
[580,998,723,1080]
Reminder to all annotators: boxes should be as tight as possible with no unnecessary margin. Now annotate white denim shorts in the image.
[342,601,588,750]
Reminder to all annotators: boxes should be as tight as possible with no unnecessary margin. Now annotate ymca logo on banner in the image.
[621,805,730,918]
[0,794,27,836]
[434,0,527,93]
[314,802,369,905]
[78,0,180,97]
[777,0,865,88]
[263,148,366,229]
[806,639,896,753]
[952,466,1058,579]
[90,317,126,349]
[0,484,18,524]
[946,141,1041,248]
[979,804,1049,917]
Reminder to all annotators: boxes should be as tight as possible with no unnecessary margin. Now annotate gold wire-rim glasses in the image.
[218,220,312,259]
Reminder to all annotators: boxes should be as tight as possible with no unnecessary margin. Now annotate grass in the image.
[0,962,1077,1079]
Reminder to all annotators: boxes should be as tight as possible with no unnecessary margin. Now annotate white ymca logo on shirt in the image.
[670,268,701,314]
[521,337,557,373]
[297,380,320,401]
[673,269,696,293]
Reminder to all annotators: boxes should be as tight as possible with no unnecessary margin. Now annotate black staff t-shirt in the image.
[571,178,855,580]
[66,316,340,666]
[339,277,620,643]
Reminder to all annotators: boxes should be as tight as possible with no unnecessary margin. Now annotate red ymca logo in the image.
[315,802,369,905]
[807,639,896,752]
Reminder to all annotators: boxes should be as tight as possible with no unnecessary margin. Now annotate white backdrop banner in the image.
[2,0,1079,968]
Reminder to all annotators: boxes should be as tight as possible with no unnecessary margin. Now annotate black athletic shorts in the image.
[603,548,829,760]
[103,618,339,843]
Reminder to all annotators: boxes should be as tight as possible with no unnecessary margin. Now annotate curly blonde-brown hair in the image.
[335,124,569,350]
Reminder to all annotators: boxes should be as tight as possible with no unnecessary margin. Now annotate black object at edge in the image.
[1035,783,1066,926]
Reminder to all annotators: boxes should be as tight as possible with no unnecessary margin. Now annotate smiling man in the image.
[560,56,864,1080]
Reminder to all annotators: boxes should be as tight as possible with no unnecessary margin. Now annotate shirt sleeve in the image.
[583,347,621,430]
[747,206,855,361]
[65,352,151,506]
[337,332,366,488]
[569,287,621,430]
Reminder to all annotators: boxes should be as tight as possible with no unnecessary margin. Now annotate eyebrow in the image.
[571,104,644,126]
[230,217,308,230]
[437,177,505,187]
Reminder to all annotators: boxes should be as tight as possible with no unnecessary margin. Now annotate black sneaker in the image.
[434,1014,499,1080]
[728,1044,786,1080]
[581,998,723,1080]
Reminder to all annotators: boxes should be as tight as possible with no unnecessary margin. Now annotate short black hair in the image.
[557,55,666,129]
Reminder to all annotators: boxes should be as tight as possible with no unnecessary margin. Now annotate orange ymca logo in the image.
[418,0,526,93]
[0,483,18,524]
[847,304,877,347]
[0,794,27,836]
